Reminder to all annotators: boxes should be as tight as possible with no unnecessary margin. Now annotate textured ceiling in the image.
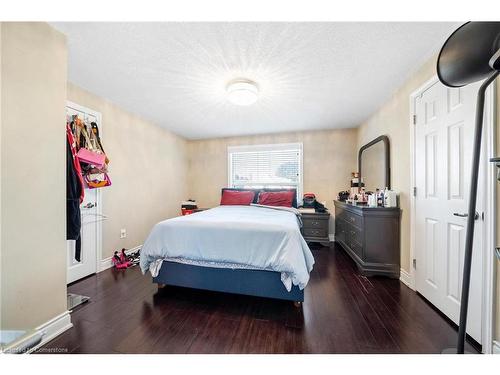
[52,22,459,139]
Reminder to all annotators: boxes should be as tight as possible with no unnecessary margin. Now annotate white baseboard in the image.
[100,245,142,272]
[2,311,73,353]
[493,340,500,354]
[400,268,415,290]
[329,234,335,242]
[31,310,73,353]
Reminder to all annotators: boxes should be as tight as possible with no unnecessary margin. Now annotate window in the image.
[228,143,303,203]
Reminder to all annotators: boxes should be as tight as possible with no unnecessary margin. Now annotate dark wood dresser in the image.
[334,200,401,278]
[300,211,330,246]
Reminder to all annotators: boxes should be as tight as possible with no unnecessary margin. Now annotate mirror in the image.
[358,135,390,192]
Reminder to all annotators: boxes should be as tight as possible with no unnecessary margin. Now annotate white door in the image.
[67,190,99,283]
[66,102,102,284]
[414,80,484,343]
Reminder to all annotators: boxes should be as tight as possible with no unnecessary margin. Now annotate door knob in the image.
[83,202,96,209]
[495,247,500,260]
[453,212,479,220]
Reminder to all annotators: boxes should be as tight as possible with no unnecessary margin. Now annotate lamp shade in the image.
[437,22,500,88]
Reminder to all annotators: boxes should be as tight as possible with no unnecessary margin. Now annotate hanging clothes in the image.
[66,124,83,262]
[67,123,85,203]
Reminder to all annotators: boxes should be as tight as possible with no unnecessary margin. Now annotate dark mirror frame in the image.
[358,135,391,191]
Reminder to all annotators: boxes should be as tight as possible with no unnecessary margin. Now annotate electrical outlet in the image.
[120,228,127,239]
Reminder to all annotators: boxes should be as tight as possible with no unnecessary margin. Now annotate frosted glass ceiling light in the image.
[226,79,259,106]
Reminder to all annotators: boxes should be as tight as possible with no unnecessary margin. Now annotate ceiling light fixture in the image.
[226,79,259,106]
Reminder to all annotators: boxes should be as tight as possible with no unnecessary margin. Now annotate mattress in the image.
[139,205,315,291]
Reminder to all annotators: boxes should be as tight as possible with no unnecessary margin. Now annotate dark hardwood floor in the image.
[39,243,479,354]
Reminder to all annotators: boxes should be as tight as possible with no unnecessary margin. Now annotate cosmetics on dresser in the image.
[359,187,367,204]
[376,188,383,207]
[384,189,398,207]
[337,191,350,202]
[349,172,364,202]
[368,193,377,207]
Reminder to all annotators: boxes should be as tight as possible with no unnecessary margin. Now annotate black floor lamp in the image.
[436,21,500,354]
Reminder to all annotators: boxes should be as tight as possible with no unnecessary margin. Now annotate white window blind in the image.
[228,143,303,201]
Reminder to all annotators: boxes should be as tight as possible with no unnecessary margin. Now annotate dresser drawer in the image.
[301,213,330,243]
[335,219,346,243]
[335,206,346,222]
[345,212,363,228]
[346,225,362,244]
[349,239,363,259]
[303,218,328,229]
[303,227,328,239]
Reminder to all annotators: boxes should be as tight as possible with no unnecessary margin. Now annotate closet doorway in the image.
[410,77,496,352]
[66,101,103,284]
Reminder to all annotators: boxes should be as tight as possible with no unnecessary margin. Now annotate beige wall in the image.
[356,54,500,342]
[356,56,437,273]
[67,84,188,259]
[187,128,358,234]
[1,23,68,330]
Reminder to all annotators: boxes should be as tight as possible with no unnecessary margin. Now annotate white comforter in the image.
[140,205,315,291]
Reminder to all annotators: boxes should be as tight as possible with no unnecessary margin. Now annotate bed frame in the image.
[153,261,304,303]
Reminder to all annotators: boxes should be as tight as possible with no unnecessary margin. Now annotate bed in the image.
[140,203,315,304]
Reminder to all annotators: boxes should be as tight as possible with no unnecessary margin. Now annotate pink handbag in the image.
[77,148,106,168]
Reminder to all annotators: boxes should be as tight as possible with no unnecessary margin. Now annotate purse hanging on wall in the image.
[91,122,109,165]
[85,172,112,189]
[76,121,106,168]
[77,148,106,169]
[72,116,112,189]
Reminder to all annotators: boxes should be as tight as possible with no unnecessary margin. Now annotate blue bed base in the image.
[152,261,304,302]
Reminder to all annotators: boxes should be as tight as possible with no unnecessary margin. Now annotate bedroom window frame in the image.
[227,142,304,204]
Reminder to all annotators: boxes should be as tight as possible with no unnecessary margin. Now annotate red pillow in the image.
[220,190,255,205]
[258,191,295,207]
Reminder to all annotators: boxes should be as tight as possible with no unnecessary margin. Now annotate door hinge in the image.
[413,258,417,269]
[413,187,417,197]
[413,114,417,125]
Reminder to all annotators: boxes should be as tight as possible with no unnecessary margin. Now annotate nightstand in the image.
[300,211,331,246]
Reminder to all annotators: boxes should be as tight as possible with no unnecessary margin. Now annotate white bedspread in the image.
[139,205,315,291]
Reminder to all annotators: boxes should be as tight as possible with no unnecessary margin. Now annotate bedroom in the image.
[1,0,500,372]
